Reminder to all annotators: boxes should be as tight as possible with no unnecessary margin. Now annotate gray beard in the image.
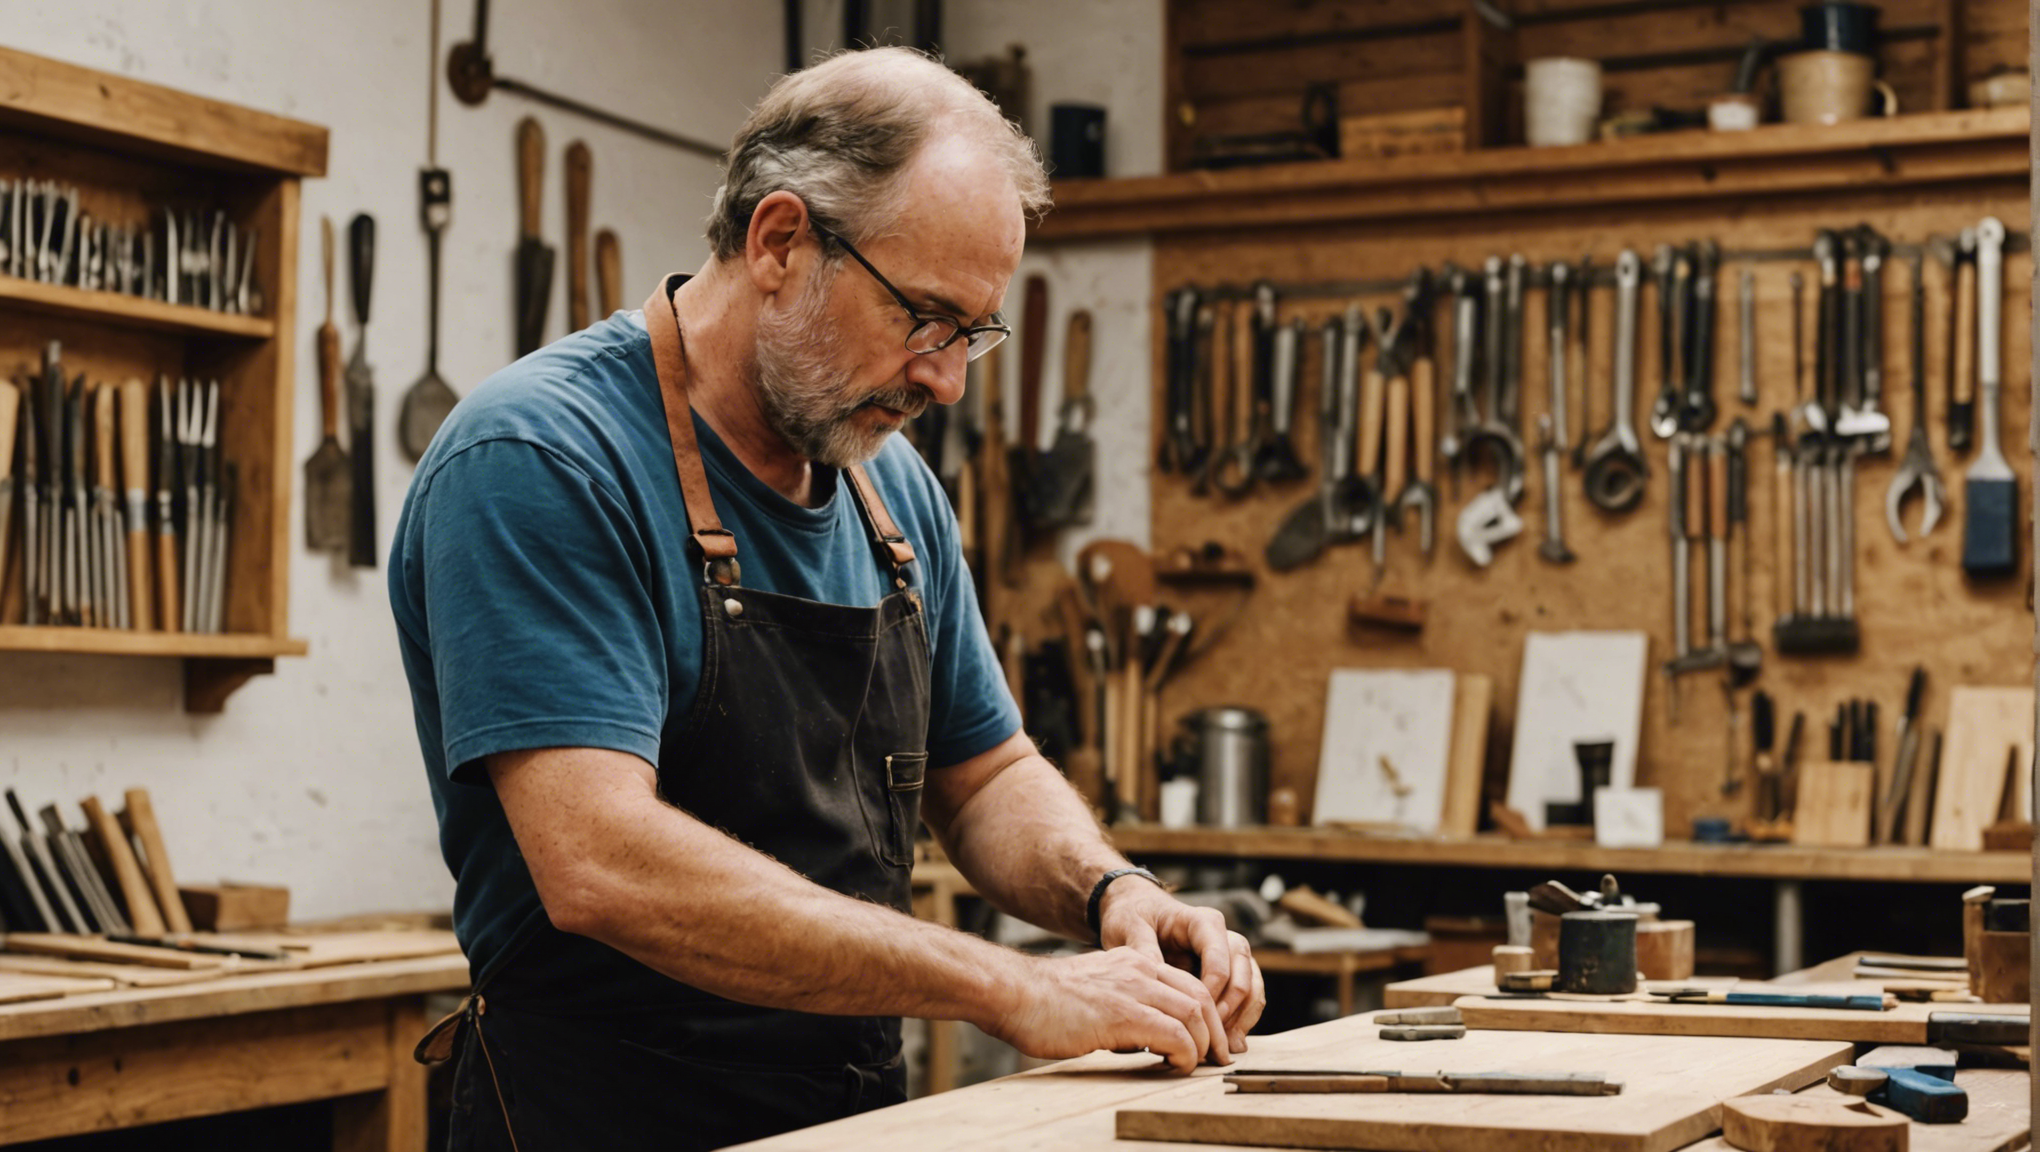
[753,266,928,469]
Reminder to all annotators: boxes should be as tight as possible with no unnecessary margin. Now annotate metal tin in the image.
[1558,910,1639,995]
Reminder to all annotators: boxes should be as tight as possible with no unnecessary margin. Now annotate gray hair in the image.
[705,47,1051,261]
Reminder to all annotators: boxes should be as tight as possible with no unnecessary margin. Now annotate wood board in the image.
[1453,990,2029,1044]
[1314,668,1457,831]
[1929,686,2035,851]
[1143,184,2033,841]
[1115,1027,1853,1152]
[0,970,115,1004]
[1793,762,1875,848]
[213,928,462,967]
[0,952,230,988]
[1441,673,1492,836]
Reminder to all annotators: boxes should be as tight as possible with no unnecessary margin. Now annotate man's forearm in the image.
[934,753,1132,941]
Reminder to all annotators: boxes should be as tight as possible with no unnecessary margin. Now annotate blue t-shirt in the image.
[389,310,1022,982]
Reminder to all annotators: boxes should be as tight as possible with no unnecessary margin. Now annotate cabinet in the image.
[0,46,326,710]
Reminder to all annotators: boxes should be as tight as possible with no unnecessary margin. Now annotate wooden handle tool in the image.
[564,140,591,330]
[1411,355,1435,485]
[81,794,166,935]
[516,117,545,240]
[1384,373,1410,504]
[594,228,622,318]
[1357,364,1387,478]
[122,788,192,933]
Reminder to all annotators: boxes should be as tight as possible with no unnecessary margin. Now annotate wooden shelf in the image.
[1108,826,2032,884]
[0,275,274,340]
[1034,107,2031,240]
[0,627,307,660]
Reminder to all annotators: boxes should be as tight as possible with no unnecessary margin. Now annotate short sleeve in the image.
[910,465,1023,768]
[412,439,668,783]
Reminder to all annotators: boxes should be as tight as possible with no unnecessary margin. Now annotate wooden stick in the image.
[80,795,165,935]
[122,788,193,933]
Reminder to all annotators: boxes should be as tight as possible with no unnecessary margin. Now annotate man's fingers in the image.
[1190,910,1233,1000]
[1215,933,1254,1020]
[1230,958,1267,1052]
[1140,1007,1200,1074]
[1157,961,1230,1067]
[1114,914,1166,963]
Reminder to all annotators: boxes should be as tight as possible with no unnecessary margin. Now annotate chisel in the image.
[1226,1070,1622,1096]
[105,932,291,961]
[21,372,41,625]
[6,789,84,932]
[0,376,16,596]
[1961,216,2014,579]
[154,376,180,632]
[1651,988,1894,1011]
[120,378,153,630]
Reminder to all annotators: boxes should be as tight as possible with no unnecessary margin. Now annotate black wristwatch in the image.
[1085,866,1166,945]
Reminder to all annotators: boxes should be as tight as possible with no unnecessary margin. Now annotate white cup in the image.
[1159,778,1201,829]
[1525,57,1602,147]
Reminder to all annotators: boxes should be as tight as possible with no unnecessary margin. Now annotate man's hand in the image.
[987,948,1230,1073]
[1098,880,1266,1057]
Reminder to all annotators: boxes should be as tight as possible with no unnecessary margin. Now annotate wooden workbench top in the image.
[0,952,469,1042]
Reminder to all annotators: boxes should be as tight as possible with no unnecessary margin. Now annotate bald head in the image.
[705,47,1051,260]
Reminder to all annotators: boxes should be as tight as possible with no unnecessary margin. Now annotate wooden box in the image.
[1339,106,1467,163]
[179,882,290,931]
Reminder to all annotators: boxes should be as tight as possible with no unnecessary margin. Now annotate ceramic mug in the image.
[1525,57,1602,146]
[1778,49,1896,125]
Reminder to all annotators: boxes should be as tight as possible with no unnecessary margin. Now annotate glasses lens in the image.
[905,317,961,355]
[964,327,1008,362]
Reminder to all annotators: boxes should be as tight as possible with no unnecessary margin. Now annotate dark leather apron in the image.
[438,275,933,1151]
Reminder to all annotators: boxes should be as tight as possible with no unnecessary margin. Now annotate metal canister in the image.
[1558,910,1639,995]
[1180,707,1270,828]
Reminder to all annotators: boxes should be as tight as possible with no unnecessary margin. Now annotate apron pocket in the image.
[881,752,927,866]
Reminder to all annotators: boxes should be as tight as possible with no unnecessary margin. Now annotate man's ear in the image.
[745,191,811,295]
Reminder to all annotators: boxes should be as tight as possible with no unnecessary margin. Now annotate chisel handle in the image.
[122,788,192,934]
[1411,355,1436,484]
[120,379,152,630]
[565,140,591,330]
[1357,369,1386,477]
[80,794,166,935]
[1384,374,1409,500]
[156,527,179,634]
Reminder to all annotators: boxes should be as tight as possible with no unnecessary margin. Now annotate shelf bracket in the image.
[184,657,276,714]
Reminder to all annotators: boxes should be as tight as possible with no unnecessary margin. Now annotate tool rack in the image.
[0,46,325,710]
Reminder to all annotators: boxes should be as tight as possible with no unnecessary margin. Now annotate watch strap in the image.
[1086,866,1166,945]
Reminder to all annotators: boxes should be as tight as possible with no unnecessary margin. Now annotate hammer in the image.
[1826,1048,1968,1124]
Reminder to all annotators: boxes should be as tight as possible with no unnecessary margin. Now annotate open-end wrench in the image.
[1466,258,1526,505]
[1679,240,1718,432]
[1571,253,1595,465]
[1441,264,1480,497]
[1536,414,1574,564]
[1649,244,1682,438]
[1548,261,1572,454]
[1788,270,1825,435]
[1584,249,1648,512]
[1663,436,1690,719]
[1257,316,1308,482]
[1159,288,1201,475]
[1738,264,1756,406]
[1397,271,1440,557]
[1501,254,1526,427]
[1366,307,1402,576]
[1886,251,1945,542]
[1331,304,1375,542]
[1837,228,1893,450]
[1211,298,1259,498]
[1813,230,1841,427]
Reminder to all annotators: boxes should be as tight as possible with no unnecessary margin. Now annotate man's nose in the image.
[905,340,969,407]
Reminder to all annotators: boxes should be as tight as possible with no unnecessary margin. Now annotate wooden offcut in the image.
[1637,919,1697,982]
[180,881,291,931]
[1454,991,2029,1044]
[78,795,166,935]
[120,788,193,934]
[1441,673,1491,837]
[1116,1027,1853,1152]
[1930,686,2035,850]
[1792,764,1875,848]
[1719,1094,1907,1152]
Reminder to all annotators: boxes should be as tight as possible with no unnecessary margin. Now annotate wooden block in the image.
[1963,886,1994,996]
[180,881,290,931]
[1531,908,1561,970]
[1930,686,2034,851]
[1339,105,1467,162]
[1280,885,1364,929]
[1441,674,1492,837]
[1720,1093,1907,1152]
[1492,944,1535,977]
[1980,820,2031,851]
[1792,763,1874,848]
[1637,919,1697,982]
[1973,930,2030,1005]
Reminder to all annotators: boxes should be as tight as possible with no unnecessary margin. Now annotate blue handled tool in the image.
[1828,1058,1968,1124]
[1651,988,1894,1012]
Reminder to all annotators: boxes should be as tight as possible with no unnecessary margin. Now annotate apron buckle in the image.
[413,993,483,1066]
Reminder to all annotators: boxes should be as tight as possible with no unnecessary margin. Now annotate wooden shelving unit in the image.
[1036,107,2030,240]
[1108,827,2034,885]
[0,46,327,711]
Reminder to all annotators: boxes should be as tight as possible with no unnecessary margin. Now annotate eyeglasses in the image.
[811,222,1009,362]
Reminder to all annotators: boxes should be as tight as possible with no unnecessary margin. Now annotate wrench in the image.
[1948,227,1977,453]
[1649,244,1682,438]
[1330,303,1375,541]
[1159,289,1202,475]
[1440,264,1480,497]
[1584,249,1649,512]
[1738,264,1756,407]
[1571,253,1595,465]
[1679,240,1718,432]
[1548,261,1572,454]
[1466,257,1525,505]
[1501,254,1526,427]
[1788,269,1825,435]
[1536,415,1574,564]
[1257,316,1308,482]
[1886,251,1946,542]
[1836,228,1893,450]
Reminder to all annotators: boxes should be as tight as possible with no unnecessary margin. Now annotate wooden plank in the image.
[215,929,463,968]
[3,933,232,970]
[0,971,115,1003]
[0,45,327,176]
[1035,107,2029,238]
[1181,28,1461,102]
[0,953,231,988]
[0,275,273,339]
[0,953,469,1042]
[332,997,429,1152]
[1114,1029,1854,1152]
[0,1001,390,1145]
[1440,674,1492,837]
[0,627,307,658]
[1175,0,1458,50]
[1189,73,1464,146]
[1929,686,2035,850]
[1385,964,1496,1008]
[1107,827,2035,884]
[1453,991,2029,1043]
[1792,762,1875,848]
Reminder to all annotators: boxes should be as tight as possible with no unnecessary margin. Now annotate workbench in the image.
[0,951,469,1148]
[731,1000,2030,1152]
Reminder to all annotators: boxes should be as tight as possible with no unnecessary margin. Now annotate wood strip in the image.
[1440,674,1492,837]
[0,970,114,1003]
[0,45,327,175]
[1453,993,2029,1044]
[0,953,231,988]
[121,788,193,934]
[78,796,165,935]
[3,933,223,970]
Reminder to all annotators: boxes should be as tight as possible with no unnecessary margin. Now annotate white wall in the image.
[944,0,1164,560]
[0,1,780,918]
[0,1,1164,923]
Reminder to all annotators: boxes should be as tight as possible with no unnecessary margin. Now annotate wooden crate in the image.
[0,47,323,710]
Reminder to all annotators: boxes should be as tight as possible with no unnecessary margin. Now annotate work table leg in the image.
[333,996,429,1152]
[1773,879,1804,977]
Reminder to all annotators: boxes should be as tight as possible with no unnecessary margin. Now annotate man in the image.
[392,47,1263,1150]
